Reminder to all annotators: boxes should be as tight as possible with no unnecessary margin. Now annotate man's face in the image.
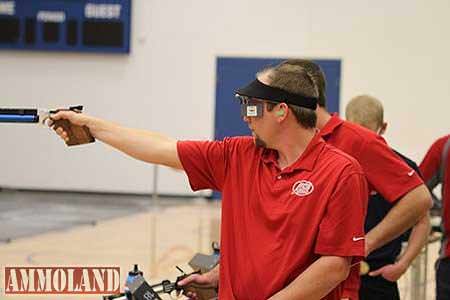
[238,71,279,148]
[240,98,275,148]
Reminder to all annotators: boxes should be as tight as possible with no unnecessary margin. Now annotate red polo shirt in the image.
[420,134,450,257]
[177,134,367,300]
[320,115,424,299]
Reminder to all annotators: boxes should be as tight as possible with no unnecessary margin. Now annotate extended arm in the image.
[51,111,183,169]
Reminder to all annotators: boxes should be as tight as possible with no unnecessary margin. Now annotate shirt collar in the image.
[261,133,326,172]
[319,113,344,138]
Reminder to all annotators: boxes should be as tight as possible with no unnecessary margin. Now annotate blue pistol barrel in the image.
[0,109,39,123]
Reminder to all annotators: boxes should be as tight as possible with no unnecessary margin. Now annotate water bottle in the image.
[124,264,143,300]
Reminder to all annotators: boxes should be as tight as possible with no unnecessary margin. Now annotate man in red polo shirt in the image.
[345,95,430,300]
[277,59,431,300]
[420,134,450,300]
[51,62,367,299]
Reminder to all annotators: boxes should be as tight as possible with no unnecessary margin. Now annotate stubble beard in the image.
[254,134,267,148]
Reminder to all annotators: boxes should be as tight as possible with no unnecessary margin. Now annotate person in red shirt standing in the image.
[277,59,432,300]
[345,95,430,300]
[51,62,368,300]
[420,134,450,300]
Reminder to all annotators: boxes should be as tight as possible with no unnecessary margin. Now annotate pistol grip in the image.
[53,119,95,146]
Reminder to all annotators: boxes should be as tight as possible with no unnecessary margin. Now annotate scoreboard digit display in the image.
[0,0,131,53]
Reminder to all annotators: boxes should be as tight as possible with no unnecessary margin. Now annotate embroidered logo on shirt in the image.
[292,180,314,196]
[352,236,365,242]
[408,170,415,177]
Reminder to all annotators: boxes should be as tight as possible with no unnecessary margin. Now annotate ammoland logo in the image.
[4,267,120,294]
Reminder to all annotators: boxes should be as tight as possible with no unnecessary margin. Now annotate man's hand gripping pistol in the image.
[0,105,95,146]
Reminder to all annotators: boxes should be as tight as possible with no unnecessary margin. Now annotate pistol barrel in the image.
[0,108,40,123]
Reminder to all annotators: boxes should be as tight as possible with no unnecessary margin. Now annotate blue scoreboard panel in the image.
[0,0,131,53]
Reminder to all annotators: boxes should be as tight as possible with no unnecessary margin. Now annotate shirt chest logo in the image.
[292,180,314,197]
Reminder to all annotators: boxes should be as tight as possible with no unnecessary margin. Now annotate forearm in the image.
[366,185,432,254]
[268,256,350,300]
[86,116,182,169]
[397,213,431,267]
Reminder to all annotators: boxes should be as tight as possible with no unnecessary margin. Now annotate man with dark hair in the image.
[51,62,367,299]
[346,95,430,300]
[261,64,318,129]
[420,134,450,300]
[278,59,432,300]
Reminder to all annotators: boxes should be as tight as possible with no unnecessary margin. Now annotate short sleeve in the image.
[359,136,423,202]
[420,140,442,184]
[177,139,229,191]
[315,171,367,259]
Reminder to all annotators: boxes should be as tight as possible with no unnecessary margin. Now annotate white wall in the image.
[1,0,449,195]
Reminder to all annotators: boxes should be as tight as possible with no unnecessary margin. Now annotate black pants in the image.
[359,275,399,300]
[436,257,450,300]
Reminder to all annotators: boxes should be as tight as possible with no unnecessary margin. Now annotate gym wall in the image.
[0,0,449,195]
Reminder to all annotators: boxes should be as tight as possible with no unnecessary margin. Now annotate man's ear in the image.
[276,103,289,119]
[276,109,285,117]
[378,122,388,135]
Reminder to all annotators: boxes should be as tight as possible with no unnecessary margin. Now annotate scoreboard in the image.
[0,0,131,53]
